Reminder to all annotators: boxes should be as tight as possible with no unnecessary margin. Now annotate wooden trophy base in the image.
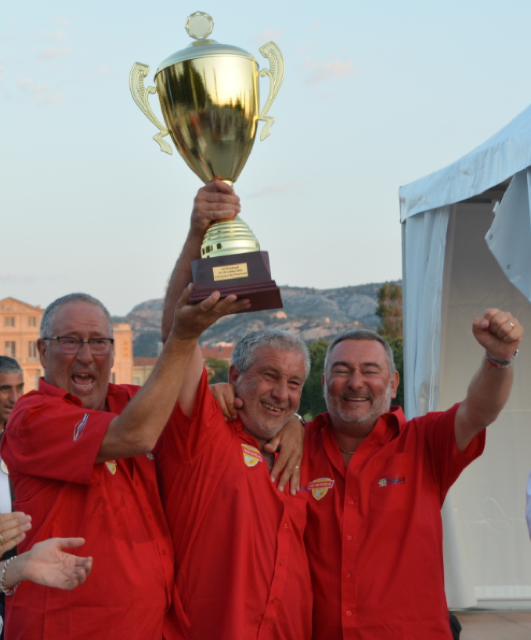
[189,251,283,314]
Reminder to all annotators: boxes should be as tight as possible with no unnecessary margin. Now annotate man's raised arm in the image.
[161,180,241,342]
[97,286,247,463]
[455,308,523,452]
[161,181,244,417]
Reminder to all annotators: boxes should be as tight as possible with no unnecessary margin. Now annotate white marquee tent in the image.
[399,104,531,608]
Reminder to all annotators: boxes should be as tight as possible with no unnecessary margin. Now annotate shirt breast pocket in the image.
[370,454,415,512]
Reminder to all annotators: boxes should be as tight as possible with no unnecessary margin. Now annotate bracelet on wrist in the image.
[293,413,306,427]
[0,556,19,595]
[485,350,519,369]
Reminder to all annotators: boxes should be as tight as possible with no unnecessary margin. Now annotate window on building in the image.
[28,341,37,358]
[5,342,16,357]
[4,317,15,327]
[123,341,130,358]
[28,317,37,327]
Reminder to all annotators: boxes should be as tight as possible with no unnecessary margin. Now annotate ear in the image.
[37,339,47,369]
[390,371,400,399]
[228,364,240,386]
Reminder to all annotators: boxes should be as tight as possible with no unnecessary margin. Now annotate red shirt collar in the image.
[37,377,132,410]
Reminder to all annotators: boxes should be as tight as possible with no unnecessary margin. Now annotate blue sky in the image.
[2,0,531,315]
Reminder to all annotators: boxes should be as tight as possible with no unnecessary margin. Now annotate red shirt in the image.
[1,379,176,640]
[156,370,312,640]
[304,404,485,640]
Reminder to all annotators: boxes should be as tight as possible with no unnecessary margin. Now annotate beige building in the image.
[0,297,133,391]
[0,298,44,392]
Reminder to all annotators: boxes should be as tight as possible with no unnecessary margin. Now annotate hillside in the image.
[115,282,401,357]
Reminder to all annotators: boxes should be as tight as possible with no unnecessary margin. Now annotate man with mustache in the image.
[1,287,246,640]
[157,181,312,640]
[304,318,522,640]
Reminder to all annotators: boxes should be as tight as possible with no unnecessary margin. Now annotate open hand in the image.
[171,285,250,341]
[19,538,93,590]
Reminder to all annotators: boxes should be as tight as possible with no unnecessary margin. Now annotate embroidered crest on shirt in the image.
[105,460,117,475]
[73,413,90,441]
[146,452,154,461]
[308,478,335,501]
[241,444,263,467]
[378,476,407,487]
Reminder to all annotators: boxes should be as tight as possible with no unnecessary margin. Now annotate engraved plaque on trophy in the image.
[129,11,284,313]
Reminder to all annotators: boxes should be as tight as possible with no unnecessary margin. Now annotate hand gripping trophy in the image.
[130,11,285,312]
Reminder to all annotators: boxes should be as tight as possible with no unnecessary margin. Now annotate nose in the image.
[347,368,365,389]
[270,378,289,404]
[75,341,94,364]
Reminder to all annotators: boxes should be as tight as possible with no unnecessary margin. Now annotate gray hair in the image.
[40,293,113,339]
[324,329,396,374]
[0,356,23,376]
[231,329,311,380]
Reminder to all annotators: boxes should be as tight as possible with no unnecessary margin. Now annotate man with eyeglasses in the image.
[1,288,247,640]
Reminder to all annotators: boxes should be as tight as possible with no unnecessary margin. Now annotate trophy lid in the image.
[155,12,256,76]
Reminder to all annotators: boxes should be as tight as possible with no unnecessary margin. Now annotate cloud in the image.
[91,64,109,77]
[248,181,301,198]
[39,47,72,61]
[54,17,69,25]
[300,57,357,85]
[17,78,32,87]
[43,92,64,105]
[299,42,318,54]
[257,28,282,42]
[32,85,47,100]
[50,30,64,41]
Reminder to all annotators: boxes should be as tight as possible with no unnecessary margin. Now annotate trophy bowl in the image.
[129,12,285,312]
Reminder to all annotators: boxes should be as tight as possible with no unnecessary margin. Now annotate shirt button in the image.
[346,610,352,616]
[348,500,354,506]
[346,572,352,578]
[284,523,289,529]
[346,535,353,541]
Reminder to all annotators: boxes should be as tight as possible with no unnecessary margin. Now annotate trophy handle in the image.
[129,62,173,155]
[257,42,285,141]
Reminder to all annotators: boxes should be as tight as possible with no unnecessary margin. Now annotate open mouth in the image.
[71,373,96,391]
[261,401,284,413]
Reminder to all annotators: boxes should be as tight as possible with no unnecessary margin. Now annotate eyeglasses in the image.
[43,336,114,355]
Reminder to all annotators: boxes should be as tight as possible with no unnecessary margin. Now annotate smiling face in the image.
[229,345,306,446]
[323,339,399,436]
[0,372,24,427]
[38,302,114,411]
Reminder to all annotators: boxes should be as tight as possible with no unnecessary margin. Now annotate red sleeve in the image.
[2,394,115,485]
[156,368,227,463]
[421,403,486,502]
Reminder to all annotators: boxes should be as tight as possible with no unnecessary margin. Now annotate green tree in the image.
[385,336,404,409]
[375,283,403,338]
[205,357,230,384]
[299,340,329,419]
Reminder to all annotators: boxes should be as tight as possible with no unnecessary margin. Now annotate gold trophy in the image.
[129,12,284,312]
